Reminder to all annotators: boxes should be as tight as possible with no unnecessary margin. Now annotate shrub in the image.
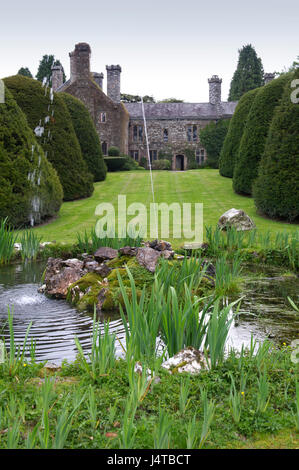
[151,159,171,170]
[104,156,126,171]
[253,70,299,221]
[108,146,120,157]
[60,93,107,182]
[219,88,260,178]
[233,74,290,195]
[200,119,230,169]
[122,155,141,171]
[4,75,94,201]
[0,86,63,227]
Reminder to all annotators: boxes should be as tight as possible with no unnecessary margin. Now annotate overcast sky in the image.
[0,0,298,102]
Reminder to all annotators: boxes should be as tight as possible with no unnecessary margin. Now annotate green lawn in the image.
[26,170,298,248]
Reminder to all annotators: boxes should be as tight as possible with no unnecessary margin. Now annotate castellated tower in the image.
[92,72,104,89]
[69,43,91,83]
[106,65,121,103]
[208,75,222,105]
[51,64,64,91]
[264,73,276,85]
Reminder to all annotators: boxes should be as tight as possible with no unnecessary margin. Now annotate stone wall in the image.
[128,118,215,168]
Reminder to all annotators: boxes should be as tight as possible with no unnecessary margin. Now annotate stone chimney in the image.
[106,65,121,102]
[92,72,104,89]
[264,73,276,85]
[69,42,91,83]
[51,64,64,91]
[208,75,222,105]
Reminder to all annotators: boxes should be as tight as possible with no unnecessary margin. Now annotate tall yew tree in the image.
[36,55,66,85]
[253,70,299,221]
[228,45,264,101]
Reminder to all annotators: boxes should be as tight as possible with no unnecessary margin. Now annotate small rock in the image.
[160,250,174,260]
[94,264,112,277]
[94,247,118,262]
[14,243,22,252]
[84,260,100,272]
[136,247,162,273]
[161,347,209,374]
[96,287,109,311]
[39,242,52,250]
[119,246,138,256]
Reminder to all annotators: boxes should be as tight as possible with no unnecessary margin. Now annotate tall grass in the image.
[156,253,208,297]
[19,230,42,261]
[215,253,243,296]
[74,310,116,380]
[2,307,33,376]
[0,217,17,265]
[204,298,242,368]
[118,268,164,362]
[76,227,143,254]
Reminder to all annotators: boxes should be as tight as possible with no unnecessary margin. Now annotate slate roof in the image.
[124,101,238,120]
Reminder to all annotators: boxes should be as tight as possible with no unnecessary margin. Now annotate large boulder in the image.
[217,208,256,231]
[161,347,209,374]
[44,258,84,298]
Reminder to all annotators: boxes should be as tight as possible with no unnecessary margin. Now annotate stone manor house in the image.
[51,43,254,170]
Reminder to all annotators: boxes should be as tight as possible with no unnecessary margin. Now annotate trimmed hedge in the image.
[219,88,260,178]
[200,119,230,169]
[60,93,107,182]
[233,74,290,195]
[0,87,63,227]
[151,159,171,170]
[253,70,299,221]
[104,157,126,171]
[4,75,94,201]
[108,146,120,157]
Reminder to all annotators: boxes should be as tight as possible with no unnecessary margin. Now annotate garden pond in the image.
[0,260,298,365]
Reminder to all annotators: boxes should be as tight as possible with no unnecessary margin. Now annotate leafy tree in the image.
[199,119,230,169]
[17,67,33,78]
[233,74,290,195]
[253,70,299,222]
[219,88,260,178]
[36,55,66,85]
[5,75,94,201]
[121,94,155,103]
[228,44,264,101]
[0,86,63,227]
[60,93,107,182]
[158,98,184,103]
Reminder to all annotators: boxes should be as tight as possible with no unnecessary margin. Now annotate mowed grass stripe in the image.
[22,170,298,247]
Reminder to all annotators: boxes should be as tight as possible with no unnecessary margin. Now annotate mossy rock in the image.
[67,272,104,311]
[106,255,132,268]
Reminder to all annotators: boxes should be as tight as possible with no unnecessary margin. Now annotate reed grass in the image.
[76,227,143,254]
[74,310,116,380]
[0,217,17,265]
[19,230,42,261]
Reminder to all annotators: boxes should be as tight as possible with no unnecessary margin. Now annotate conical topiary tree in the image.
[4,75,94,201]
[219,88,260,178]
[233,73,290,195]
[253,70,299,221]
[228,44,264,101]
[60,93,107,182]
[0,86,63,227]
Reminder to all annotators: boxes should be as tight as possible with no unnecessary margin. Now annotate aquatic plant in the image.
[0,218,17,265]
[198,387,216,448]
[2,307,33,376]
[204,298,241,368]
[74,310,116,380]
[19,230,42,261]
[214,253,243,296]
[76,227,143,254]
[156,253,208,297]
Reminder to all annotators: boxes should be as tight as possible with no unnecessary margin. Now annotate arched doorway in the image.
[175,154,185,171]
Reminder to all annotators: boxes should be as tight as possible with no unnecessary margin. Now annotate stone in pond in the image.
[217,208,256,231]
[44,257,84,299]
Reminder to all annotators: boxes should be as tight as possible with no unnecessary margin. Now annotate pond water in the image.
[0,261,298,365]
